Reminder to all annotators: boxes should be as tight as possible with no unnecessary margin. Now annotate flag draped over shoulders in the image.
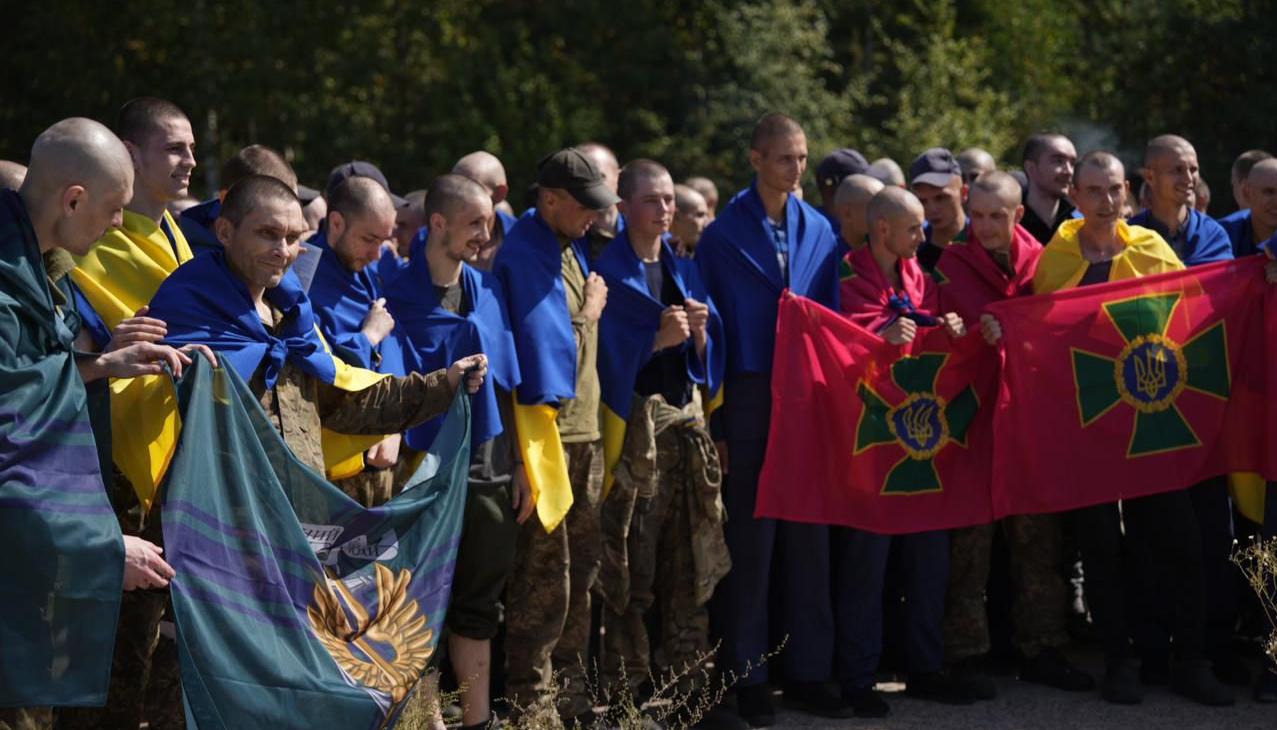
[594,233,724,494]
[386,236,520,453]
[178,197,222,256]
[839,245,939,332]
[68,209,194,510]
[935,224,1042,323]
[163,357,469,729]
[306,229,403,375]
[146,251,388,480]
[1034,218,1183,294]
[492,210,581,531]
[695,185,840,377]
[0,190,124,707]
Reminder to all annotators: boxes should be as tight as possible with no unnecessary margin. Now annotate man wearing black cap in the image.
[494,147,615,726]
[299,185,326,239]
[325,160,408,208]
[909,147,969,272]
[815,148,869,237]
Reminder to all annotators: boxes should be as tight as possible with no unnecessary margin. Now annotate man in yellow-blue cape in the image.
[593,160,731,725]
[492,147,615,725]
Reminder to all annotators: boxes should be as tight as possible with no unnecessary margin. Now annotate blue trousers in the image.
[714,377,834,686]
[833,528,949,690]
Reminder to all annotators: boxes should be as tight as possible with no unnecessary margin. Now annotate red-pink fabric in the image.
[839,244,938,332]
[936,224,1042,323]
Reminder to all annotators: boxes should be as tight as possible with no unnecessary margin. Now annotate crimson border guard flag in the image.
[756,293,997,534]
[987,257,1272,517]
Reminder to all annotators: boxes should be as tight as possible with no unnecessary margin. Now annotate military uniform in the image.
[599,395,729,695]
[943,515,1069,662]
[505,244,605,720]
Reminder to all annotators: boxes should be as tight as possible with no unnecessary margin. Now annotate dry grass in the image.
[1233,536,1277,663]
[396,641,785,729]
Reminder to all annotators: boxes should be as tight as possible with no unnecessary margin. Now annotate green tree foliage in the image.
[1,0,1273,214]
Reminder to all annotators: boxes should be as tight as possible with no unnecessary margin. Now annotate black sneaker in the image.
[1019,648,1095,692]
[951,657,997,700]
[734,684,775,728]
[1138,649,1170,686]
[905,672,976,705]
[693,704,750,730]
[1101,659,1143,705]
[782,681,855,719]
[841,686,890,718]
[1170,659,1234,706]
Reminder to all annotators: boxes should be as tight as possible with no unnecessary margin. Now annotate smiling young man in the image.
[695,113,845,725]
[1221,158,1277,257]
[1128,135,1232,267]
[494,147,614,726]
[383,173,523,730]
[594,160,734,728]
[983,153,1231,707]
[1019,133,1078,245]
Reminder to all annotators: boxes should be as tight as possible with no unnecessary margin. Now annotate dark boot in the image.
[1019,648,1095,692]
[1101,659,1142,705]
[1170,659,1234,706]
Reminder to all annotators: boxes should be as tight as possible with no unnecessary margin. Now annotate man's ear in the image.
[62,184,86,216]
[327,210,345,239]
[493,183,509,206]
[214,216,235,247]
[1013,204,1025,225]
[748,149,763,174]
[123,140,142,171]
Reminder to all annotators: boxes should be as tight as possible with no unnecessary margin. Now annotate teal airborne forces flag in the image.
[163,358,469,729]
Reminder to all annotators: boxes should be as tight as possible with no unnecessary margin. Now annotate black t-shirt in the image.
[1022,196,1076,245]
[633,257,694,409]
[434,281,469,317]
[1077,259,1114,287]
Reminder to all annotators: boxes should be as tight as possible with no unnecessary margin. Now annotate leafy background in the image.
[3,0,1273,214]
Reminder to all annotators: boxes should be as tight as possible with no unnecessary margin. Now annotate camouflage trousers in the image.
[600,427,713,695]
[505,440,604,719]
[943,513,1069,662]
[0,708,51,730]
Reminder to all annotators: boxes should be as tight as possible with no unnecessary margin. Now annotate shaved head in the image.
[1072,151,1124,187]
[867,158,906,187]
[328,175,396,223]
[579,142,619,181]
[21,117,135,254]
[968,171,1022,208]
[116,96,190,146]
[618,159,672,202]
[750,112,804,153]
[424,173,491,223]
[0,161,26,190]
[834,174,884,210]
[1143,134,1195,167]
[221,144,297,192]
[453,151,509,203]
[675,184,705,213]
[957,148,997,182]
[867,187,924,230]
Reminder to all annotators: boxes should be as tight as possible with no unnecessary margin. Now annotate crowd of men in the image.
[2,97,1277,730]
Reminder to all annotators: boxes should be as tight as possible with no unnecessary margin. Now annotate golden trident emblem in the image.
[307,563,435,718]
[903,400,937,446]
[1132,344,1168,400]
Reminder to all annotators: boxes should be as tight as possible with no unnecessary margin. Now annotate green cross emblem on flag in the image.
[1071,292,1230,457]
[854,353,979,494]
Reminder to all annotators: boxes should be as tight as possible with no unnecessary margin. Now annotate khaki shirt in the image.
[555,244,601,443]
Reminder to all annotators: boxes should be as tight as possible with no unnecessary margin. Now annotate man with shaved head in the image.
[0,160,26,189]
[671,183,710,255]
[494,147,614,726]
[832,173,883,250]
[385,173,521,730]
[1128,135,1232,266]
[814,148,869,233]
[934,172,1092,699]
[304,175,407,507]
[0,118,198,729]
[685,175,719,221]
[984,151,1232,707]
[1222,157,1277,257]
[867,157,906,188]
[837,186,967,714]
[179,143,298,254]
[580,142,622,262]
[957,148,997,185]
[1020,133,1078,245]
[696,112,847,723]
[1225,149,1272,212]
